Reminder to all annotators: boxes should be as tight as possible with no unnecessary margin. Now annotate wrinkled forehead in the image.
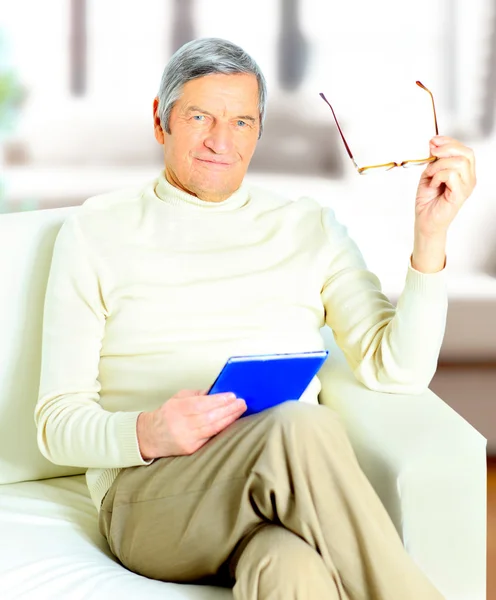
[177,73,260,118]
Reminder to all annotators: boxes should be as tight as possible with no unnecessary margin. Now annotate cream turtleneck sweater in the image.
[35,171,448,512]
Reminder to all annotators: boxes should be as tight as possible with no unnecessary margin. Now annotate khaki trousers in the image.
[99,402,445,599]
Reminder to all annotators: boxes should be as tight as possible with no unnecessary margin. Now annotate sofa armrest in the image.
[318,327,487,600]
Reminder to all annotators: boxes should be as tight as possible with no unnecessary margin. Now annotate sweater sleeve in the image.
[35,216,152,468]
[320,207,448,394]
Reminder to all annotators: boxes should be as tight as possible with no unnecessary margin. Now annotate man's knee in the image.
[268,400,347,439]
[259,401,357,467]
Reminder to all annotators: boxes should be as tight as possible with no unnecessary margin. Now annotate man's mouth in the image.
[195,157,234,168]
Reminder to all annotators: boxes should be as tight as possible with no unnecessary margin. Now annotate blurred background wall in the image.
[0,0,495,447]
[2,0,495,169]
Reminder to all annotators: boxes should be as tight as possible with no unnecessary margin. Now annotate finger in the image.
[430,135,458,146]
[195,412,238,447]
[194,401,247,437]
[429,146,475,177]
[430,169,463,202]
[424,156,471,187]
[429,138,475,171]
[203,406,246,438]
[174,389,206,399]
[430,135,470,152]
[180,392,237,415]
[195,413,243,441]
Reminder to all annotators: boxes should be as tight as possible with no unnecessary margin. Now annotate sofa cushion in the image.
[0,207,86,484]
[0,475,230,599]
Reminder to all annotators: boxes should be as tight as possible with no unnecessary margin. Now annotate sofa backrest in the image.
[0,206,87,484]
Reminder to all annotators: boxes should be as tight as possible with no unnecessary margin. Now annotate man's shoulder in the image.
[79,180,154,213]
[63,178,156,236]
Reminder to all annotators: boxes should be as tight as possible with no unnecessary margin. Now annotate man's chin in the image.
[193,177,242,202]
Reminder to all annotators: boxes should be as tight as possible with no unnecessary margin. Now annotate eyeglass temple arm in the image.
[319,92,358,168]
[415,81,439,135]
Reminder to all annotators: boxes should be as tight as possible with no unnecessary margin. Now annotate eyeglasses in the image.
[319,81,439,175]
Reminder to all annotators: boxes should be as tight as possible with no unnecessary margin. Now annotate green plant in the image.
[0,70,24,133]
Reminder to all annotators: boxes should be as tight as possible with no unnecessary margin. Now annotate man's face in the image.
[153,72,260,202]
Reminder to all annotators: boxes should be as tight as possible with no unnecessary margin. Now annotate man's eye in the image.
[237,120,247,127]
[193,115,205,121]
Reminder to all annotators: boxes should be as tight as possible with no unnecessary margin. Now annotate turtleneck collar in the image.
[154,169,250,211]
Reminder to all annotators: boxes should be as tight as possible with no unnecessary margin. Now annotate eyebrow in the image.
[185,105,257,124]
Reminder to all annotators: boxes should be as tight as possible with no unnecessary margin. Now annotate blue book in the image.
[208,350,329,417]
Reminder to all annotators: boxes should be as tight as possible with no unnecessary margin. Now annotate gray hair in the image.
[156,38,267,139]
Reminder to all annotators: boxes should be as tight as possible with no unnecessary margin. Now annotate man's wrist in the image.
[412,231,447,274]
[137,411,157,461]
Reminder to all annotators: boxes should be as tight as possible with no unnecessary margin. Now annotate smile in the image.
[195,158,234,168]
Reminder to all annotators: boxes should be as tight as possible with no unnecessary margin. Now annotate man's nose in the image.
[203,122,234,154]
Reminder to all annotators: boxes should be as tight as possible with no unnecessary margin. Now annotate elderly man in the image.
[35,38,475,599]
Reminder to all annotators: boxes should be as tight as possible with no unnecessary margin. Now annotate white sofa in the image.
[0,206,487,600]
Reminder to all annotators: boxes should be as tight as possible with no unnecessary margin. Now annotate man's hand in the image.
[414,135,476,238]
[136,389,247,460]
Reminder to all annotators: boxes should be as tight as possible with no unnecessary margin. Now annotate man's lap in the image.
[97,401,339,582]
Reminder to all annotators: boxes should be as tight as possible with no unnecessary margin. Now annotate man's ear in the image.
[153,97,165,144]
